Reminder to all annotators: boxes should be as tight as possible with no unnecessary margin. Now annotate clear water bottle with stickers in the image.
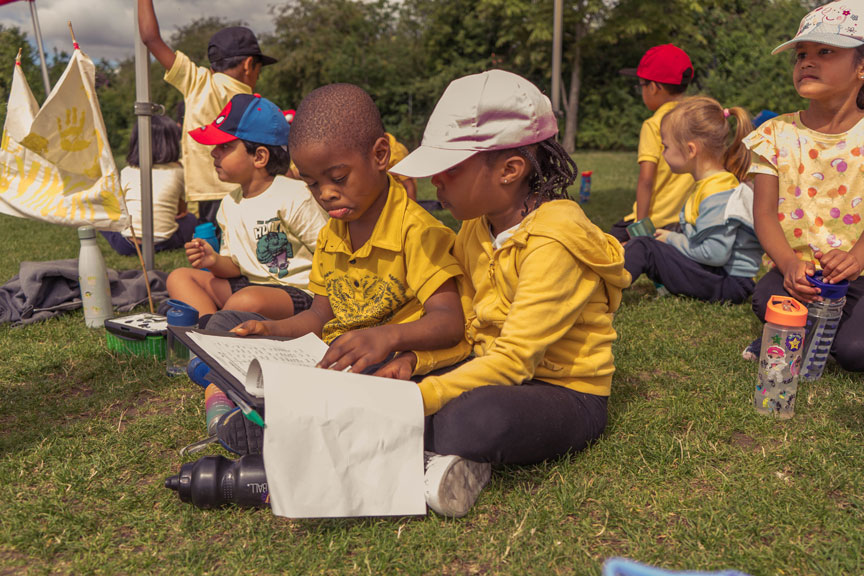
[755,296,807,419]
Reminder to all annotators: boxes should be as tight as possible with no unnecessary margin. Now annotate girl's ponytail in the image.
[662,96,753,182]
[723,106,754,183]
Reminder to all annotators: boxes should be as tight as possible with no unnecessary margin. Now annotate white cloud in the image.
[0,0,278,62]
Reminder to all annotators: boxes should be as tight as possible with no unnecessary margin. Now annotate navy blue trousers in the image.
[624,236,755,304]
[101,212,197,256]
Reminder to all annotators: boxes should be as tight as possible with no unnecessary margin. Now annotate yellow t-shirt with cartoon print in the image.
[625,101,695,228]
[307,176,462,343]
[744,112,864,272]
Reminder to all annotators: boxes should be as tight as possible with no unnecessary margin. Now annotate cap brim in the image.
[772,33,864,54]
[260,54,278,66]
[189,125,237,145]
[619,67,639,77]
[390,147,479,179]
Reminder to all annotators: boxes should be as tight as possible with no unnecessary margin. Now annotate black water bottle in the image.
[164,454,269,508]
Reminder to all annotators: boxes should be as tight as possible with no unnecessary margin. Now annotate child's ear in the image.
[371,136,390,171]
[685,141,699,160]
[253,146,270,169]
[500,154,529,185]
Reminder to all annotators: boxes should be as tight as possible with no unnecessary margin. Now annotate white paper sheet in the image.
[257,361,426,518]
[187,332,329,397]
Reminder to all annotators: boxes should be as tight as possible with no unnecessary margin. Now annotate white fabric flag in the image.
[0,50,126,230]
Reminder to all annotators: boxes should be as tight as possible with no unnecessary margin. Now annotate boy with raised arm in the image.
[138,0,277,222]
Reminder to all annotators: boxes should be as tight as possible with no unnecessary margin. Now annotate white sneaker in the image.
[423,451,491,518]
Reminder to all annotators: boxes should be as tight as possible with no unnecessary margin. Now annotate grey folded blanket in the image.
[0,259,168,326]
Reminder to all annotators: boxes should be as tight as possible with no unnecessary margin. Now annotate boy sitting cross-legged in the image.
[207,83,465,379]
[166,94,329,322]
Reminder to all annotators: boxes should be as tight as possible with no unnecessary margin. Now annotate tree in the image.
[259,0,413,137]
[0,25,46,127]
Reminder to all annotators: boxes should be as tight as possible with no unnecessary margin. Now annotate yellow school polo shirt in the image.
[625,101,695,228]
[308,176,462,343]
[165,51,250,203]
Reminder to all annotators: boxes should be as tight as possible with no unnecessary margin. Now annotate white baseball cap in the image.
[772,0,864,54]
[390,70,558,178]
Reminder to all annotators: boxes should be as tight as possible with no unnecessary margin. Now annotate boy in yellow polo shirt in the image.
[138,0,276,223]
[208,83,465,376]
[610,44,696,243]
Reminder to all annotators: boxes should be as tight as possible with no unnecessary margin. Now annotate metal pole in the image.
[551,0,562,113]
[133,2,154,270]
[28,0,51,98]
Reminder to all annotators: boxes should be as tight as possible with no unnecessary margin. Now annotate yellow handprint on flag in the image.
[57,108,91,152]
[0,49,127,230]
[20,132,48,155]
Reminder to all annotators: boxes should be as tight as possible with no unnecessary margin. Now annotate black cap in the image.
[207,27,277,66]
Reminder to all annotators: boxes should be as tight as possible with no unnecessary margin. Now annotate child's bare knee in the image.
[167,267,195,290]
[222,289,261,313]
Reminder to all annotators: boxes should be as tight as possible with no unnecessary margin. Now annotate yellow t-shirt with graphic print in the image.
[625,101,695,228]
[744,112,864,272]
[307,176,462,343]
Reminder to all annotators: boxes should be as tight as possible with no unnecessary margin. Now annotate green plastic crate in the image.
[106,331,166,360]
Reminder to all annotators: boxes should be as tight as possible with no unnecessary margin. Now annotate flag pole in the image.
[27,0,51,98]
[132,2,155,270]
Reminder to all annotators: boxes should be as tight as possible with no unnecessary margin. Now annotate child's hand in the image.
[653,229,670,243]
[815,249,862,283]
[185,238,216,269]
[373,353,417,380]
[316,326,396,373]
[230,320,271,337]
[782,259,820,303]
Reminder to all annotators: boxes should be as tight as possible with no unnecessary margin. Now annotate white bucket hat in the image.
[772,0,864,54]
[390,70,558,178]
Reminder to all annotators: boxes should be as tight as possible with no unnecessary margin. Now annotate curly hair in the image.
[487,137,578,214]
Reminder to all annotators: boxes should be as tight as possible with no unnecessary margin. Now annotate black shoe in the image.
[216,408,264,455]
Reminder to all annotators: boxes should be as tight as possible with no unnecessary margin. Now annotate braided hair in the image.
[488,137,578,215]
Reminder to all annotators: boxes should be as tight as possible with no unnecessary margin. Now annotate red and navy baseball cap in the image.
[190,94,290,147]
[620,44,694,86]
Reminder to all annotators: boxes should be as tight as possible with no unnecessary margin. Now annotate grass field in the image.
[1,151,862,575]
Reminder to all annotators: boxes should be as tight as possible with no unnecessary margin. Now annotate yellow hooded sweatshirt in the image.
[413,200,631,416]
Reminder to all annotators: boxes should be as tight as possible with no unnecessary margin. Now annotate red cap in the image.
[620,44,693,86]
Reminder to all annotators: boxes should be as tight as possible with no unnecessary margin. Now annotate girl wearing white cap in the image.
[385,70,631,518]
[742,0,864,372]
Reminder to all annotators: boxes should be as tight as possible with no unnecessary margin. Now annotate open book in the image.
[169,327,330,408]
[168,326,427,518]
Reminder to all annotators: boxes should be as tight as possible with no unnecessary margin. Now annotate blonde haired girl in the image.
[624,95,762,303]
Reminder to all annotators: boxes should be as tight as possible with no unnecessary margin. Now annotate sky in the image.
[0,0,278,63]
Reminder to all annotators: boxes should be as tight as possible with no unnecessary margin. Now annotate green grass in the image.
[1,151,862,575]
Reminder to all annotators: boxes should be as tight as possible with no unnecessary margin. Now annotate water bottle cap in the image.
[194,223,217,238]
[77,225,96,239]
[806,271,849,299]
[187,357,212,387]
[581,171,593,177]
[166,299,200,326]
[765,295,807,327]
